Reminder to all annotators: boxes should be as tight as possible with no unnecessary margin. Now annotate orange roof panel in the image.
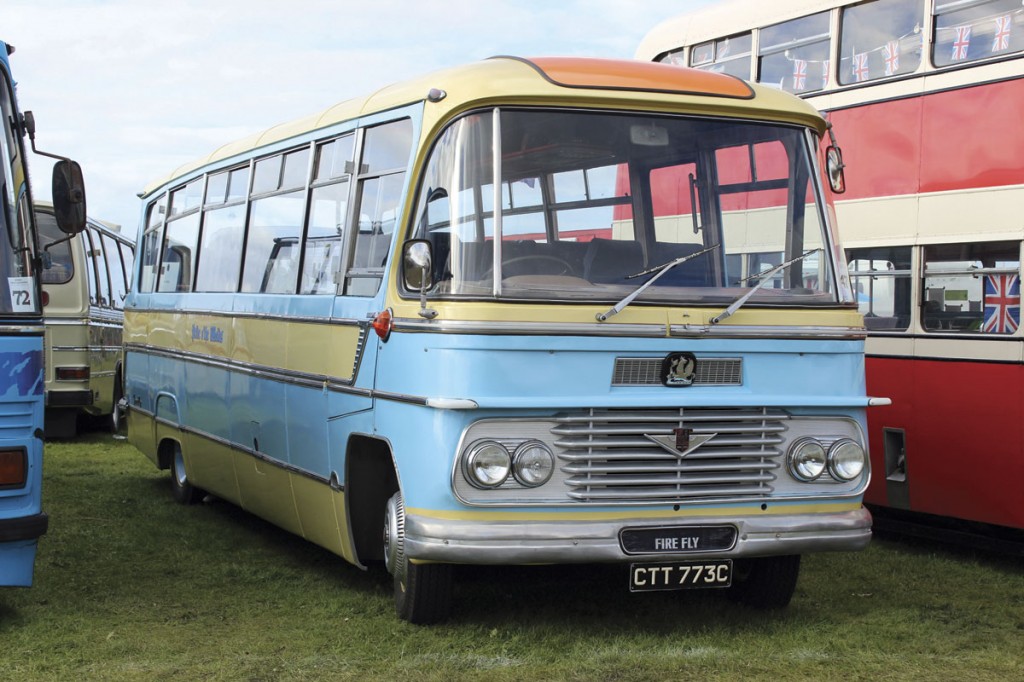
[512,56,755,100]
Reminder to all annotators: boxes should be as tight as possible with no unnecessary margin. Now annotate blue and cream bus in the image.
[125,56,881,623]
[0,40,86,586]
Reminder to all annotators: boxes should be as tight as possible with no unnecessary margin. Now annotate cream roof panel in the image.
[142,56,828,198]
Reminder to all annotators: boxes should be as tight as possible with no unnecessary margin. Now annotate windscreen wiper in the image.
[710,248,821,325]
[596,244,719,322]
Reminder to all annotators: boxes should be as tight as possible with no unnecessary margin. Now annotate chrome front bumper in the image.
[404,507,872,564]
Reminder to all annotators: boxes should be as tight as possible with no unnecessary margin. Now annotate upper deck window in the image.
[690,32,753,79]
[758,11,831,94]
[839,0,924,85]
[933,0,1024,67]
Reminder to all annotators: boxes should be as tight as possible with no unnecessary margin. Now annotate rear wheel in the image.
[169,442,204,505]
[727,555,801,609]
[383,491,453,624]
[109,374,124,435]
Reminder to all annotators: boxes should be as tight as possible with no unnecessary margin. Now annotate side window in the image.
[346,120,413,296]
[241,147,310,294]
[102,234,128,309]
[82,230,99,305]
[758,11,831,94]
[91,229,112,307]
[139,194,167,293]
[158,179,202,292]
[690,32,753,79]
[120,241,135,296]
[839,0,924,85]
[303,134,354,295]
[847,245,912,331]
[933,0,1024,67]
[922,241,1020,333]
[196,165,249,292]
[37,210,74,284]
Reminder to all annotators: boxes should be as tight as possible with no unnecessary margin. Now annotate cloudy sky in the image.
[3,0,714,233]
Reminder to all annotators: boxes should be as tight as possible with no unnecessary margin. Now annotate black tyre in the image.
[383,491,453,624]
[169,442,204,505]
[109,373,124,435]
[727,554,801,610]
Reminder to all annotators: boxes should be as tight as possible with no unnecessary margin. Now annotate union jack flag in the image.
[952,25,972,61]
[982,274,1020,333]
[883,41,900,76]
[853,52,869,82]
[792,59,807,90]
[822,59,830,88]
[994,15,1012,52]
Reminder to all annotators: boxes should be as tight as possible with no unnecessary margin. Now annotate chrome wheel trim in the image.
[383,492,406,580]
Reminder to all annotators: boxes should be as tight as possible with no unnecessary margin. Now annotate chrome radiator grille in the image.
[612,357,742,386]
[551,407,788,503]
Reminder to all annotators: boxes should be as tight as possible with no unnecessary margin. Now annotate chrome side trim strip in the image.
[127,306,364,328]
[671,324,866,340]
[51,345,123,353]
[125,344,473,409]
[393,317,667,337]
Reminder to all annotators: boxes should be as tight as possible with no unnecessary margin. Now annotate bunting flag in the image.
[792,59,807,90]
[883,41,900,76]
[994,15,1012,51]
[952,25,972,60]
[853,52,869,82]
[982,274,1020,333]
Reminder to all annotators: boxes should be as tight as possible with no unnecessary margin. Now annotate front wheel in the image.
[383,491,453,624]
[169,442,204,505]
[727,554,801,610]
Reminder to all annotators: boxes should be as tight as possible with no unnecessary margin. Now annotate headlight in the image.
[463,440,511,488]
[512,440,554,487]
[828,439,865,481]
[788,438,826,481]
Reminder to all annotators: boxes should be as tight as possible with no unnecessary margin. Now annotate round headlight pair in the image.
[464,440,554,489]
[787,438,865,482]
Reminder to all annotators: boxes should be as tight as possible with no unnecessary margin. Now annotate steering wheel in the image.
[483,255,576,279]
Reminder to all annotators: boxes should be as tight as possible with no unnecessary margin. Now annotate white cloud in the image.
[2,0,713,231]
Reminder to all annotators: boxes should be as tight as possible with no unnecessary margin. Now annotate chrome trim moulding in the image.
[671,324,866,340]
[127,306,364,328]
[394,317,667,337]
[403,507,872,564]
[125,343,475,409]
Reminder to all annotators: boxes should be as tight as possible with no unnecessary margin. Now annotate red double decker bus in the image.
[639,0,1024,547]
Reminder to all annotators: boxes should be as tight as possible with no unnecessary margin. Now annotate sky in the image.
[2,0,715,234]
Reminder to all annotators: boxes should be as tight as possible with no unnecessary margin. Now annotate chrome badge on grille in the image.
[662,352,697,386]
[646,428,717,459]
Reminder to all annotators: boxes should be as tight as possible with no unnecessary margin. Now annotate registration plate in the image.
[628,559,732,592]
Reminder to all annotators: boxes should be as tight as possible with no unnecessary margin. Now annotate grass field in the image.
[1,432,1022,681]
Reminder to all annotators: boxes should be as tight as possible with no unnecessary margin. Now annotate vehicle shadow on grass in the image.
[136,477,808,632]
[448,563,780,632]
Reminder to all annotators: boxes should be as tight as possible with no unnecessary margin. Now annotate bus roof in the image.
[637,0,855,61]
[143,55,829,197]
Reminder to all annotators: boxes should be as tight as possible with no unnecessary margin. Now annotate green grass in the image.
[1,432,1023,681]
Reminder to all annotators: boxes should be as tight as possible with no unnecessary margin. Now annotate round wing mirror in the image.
[403,240,433,292]
[826,146,846,195]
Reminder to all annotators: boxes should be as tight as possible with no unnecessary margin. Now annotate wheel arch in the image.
[345,434,400,567]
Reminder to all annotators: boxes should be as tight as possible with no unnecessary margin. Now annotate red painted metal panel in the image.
[865,355,1024,529]
[827,78,1024,200]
